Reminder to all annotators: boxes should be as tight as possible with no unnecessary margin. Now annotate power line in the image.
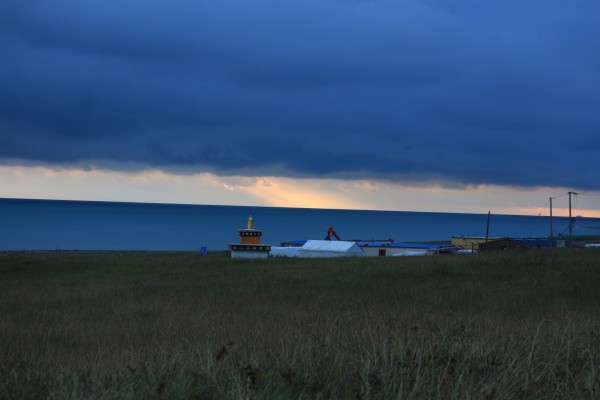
[536,198,550,216]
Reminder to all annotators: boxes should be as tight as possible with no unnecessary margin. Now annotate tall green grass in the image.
[1,250,599,399]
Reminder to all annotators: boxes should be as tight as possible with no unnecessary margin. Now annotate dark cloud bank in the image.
[1,0,599,189]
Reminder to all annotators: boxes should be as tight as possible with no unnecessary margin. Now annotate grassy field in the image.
[1,249,600,399]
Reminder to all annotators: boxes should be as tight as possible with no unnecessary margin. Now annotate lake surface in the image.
[1,198,597,251]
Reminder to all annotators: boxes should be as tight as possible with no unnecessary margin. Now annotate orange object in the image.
[326,225,341,240]
[240,235,261,244]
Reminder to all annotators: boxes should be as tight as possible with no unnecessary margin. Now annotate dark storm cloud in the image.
[1,0,599,189]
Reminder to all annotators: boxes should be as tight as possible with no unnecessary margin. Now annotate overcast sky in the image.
[1,0,599,215]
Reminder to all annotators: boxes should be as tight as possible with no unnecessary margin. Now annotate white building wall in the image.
[231,250,269,259]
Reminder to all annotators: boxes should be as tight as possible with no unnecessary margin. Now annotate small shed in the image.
[297,240,365,258]
[452,236,501,251]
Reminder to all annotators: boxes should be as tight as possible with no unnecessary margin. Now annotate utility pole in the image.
[549,197,553,241]
[568,191,578,241]
[485,211,491,243]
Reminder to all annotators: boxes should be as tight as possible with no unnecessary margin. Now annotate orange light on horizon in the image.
[236,177,368,210]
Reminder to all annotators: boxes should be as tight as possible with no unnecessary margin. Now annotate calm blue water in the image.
[1,198,598,251]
